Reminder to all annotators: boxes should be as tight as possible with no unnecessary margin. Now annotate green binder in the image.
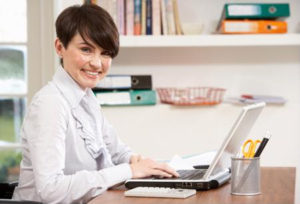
[222,3,290,19]
[95,90,156,106]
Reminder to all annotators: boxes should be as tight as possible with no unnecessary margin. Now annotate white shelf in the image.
[120,34,300,47]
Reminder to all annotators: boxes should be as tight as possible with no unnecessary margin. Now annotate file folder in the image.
[219,20,287,34]
[93,75,152,90]
[95,90,156,106]
[222,3,290,19]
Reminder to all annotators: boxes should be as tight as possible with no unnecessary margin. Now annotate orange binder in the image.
[220,20,287,34]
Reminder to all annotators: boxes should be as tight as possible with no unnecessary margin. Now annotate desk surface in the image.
[89,167,296,204]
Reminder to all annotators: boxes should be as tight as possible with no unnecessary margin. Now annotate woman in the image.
[13,4,178,203]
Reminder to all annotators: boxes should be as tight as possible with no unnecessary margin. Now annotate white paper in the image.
[228,5,260,16]
[96,76,131,88]
[167,151,216,170]
[96,92,131,105]
[168,155,194,170]
[183,151,216,166]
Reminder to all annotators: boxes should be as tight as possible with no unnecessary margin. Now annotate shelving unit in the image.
[120,33,300,47]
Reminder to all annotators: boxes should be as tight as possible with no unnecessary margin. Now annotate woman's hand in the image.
[130,158,179,179]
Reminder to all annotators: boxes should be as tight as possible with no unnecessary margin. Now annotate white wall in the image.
[108,46,300,165]
[105,45,300,204]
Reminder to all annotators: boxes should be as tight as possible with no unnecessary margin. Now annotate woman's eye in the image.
[81,47,91,53]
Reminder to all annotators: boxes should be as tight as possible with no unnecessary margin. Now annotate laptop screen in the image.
[204,102,265,179]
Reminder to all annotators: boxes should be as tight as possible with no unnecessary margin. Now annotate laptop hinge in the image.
[207,168,230,180]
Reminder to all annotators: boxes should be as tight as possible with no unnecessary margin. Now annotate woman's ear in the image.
[54,38,64,58]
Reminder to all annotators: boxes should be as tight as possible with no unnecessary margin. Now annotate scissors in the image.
[242,139,261,158]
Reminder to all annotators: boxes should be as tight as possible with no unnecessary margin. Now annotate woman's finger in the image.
[150,169,173,178]
[153,162,179,177]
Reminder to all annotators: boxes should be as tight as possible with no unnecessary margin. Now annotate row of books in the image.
[92,75,156,106]
[216,3,290,34]
[86,0,183,36]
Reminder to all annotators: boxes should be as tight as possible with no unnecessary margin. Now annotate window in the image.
[0,0,27,182]
[0,1,27,142]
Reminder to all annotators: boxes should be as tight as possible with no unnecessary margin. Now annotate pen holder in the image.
[231,157,260,196]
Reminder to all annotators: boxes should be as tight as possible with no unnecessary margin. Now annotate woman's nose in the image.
[90,55,102,68]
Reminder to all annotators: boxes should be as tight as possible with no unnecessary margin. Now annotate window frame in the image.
[27,0,56,101]
[0,0,56,143]
[0,45,28,97]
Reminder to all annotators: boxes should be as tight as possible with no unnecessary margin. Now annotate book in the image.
[84,0,97,4]
[152,0,161,35]
[93,75,152,90]
[218,20,287,34]
[160,0,168,35]
[98,0,118,26]
[134,0,142,35]
[117,0,125,35]
[141,0,147,35]
[221,3,290,19]
[111,0,118,25]
[95,90,157,106]
[172,0,183,35]
[126,0,135,35]
[165,0,175,35]
[146,0,152,35]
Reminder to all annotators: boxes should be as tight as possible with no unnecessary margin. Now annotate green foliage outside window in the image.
[0,99,24,182]
[0,151,22,182]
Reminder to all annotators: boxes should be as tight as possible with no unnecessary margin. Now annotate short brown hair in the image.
[55,4,119,58]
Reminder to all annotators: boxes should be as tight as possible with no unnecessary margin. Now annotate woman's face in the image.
[55,33,112,89]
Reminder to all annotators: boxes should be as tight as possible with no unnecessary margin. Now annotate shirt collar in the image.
[53,66,87,108]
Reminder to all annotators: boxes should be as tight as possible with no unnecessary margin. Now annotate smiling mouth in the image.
[82,69,102,77]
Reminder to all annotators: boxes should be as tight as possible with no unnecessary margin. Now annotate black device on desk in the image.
[125,103,265,190]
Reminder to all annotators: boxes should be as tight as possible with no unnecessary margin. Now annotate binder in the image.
[93,75,152,90]
[222,3,290,19]
[219,20,287,34]
[95,90,156,106]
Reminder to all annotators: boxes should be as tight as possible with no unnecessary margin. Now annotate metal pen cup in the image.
[231,157,261,196]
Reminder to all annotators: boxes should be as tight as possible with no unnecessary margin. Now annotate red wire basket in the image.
[156,87,226,106]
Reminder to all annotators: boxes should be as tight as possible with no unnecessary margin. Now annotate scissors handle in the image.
[242,140,253,158]
[242,139,261,158]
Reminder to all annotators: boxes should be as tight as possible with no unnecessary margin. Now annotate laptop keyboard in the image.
[152,169,206,180]
[177,169,206,180]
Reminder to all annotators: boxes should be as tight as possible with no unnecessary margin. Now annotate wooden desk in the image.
[89,167,296,204]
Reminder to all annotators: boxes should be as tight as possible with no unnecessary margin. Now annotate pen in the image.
[254,131,271,157]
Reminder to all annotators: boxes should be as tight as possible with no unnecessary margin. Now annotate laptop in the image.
[125,102,266,190]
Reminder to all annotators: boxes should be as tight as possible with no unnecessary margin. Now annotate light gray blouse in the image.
[13,67,133,203]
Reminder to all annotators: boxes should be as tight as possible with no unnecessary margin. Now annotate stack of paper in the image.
[167,151,216,170]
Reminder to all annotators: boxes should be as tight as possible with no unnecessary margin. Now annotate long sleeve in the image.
[21,94,132,203]
[102,115,133,165]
